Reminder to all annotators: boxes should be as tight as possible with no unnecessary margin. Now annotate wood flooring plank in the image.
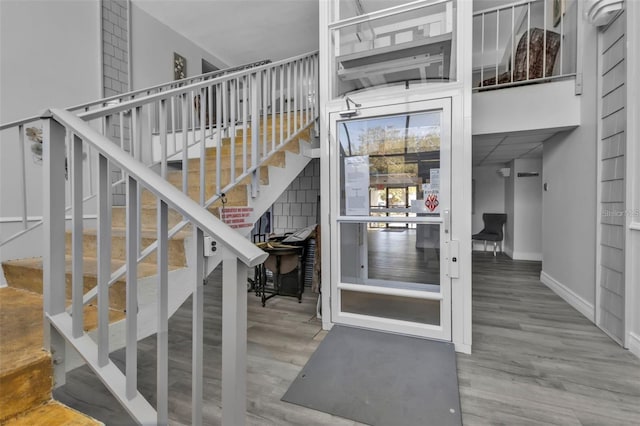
[54,251,640,425]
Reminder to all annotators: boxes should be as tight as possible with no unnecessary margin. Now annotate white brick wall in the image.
[102,0,129,98]
[272,159,320,234]
[102,1,130,204]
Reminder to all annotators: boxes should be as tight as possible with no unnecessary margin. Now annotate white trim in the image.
[337,215,443,224]
[455,342,471,354]
[511,251,542,261]
[337,283,443,300]
[625,0,639,357]
[0,265,7,288]
[628,332,640,359]
[540,271,595,321]
[594,26,603,331]
[0,215,97,224]
[328,98,453,343]
[319,0,333,332]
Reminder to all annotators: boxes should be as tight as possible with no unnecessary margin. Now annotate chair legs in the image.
[476,239,503,256]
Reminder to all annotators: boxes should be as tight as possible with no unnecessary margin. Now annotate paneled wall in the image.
[598,12,626,343]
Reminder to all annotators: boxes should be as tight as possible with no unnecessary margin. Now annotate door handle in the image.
[443,209,450,234]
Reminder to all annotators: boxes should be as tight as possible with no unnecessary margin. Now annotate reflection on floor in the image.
[367,228,439,284]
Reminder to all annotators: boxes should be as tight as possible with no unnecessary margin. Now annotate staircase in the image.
[0,51,317,425]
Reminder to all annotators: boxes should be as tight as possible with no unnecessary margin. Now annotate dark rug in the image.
[380,228,406,232]
[282,325,462,426]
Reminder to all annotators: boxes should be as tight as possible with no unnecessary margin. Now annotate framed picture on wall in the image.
[553,0,565,27]
[174,52,186,80]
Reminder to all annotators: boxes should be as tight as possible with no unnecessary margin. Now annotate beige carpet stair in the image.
[0,287,102,425]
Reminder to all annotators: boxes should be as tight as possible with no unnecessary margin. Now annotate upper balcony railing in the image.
[472,0,577,90]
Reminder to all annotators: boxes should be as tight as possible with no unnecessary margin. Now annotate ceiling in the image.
[132,0,418,66]
[133,0,320,66]
[472,129,559,167]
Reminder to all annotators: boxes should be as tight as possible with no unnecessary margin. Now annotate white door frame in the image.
[327,98,453,342]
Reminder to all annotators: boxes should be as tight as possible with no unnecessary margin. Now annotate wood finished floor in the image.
[54,253,640,425]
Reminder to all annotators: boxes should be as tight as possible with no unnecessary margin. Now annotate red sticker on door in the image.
[425,194,439,212]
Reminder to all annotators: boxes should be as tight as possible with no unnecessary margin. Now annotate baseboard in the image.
[512,251,543,261]
[504,245,513,259]
[628,332,640,359]
[540,271,594,321]
[0,264,7,287]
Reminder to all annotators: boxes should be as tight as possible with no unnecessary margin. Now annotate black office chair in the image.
[472,213,507,256]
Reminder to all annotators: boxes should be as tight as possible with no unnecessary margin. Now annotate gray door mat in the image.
[282,325,462,426]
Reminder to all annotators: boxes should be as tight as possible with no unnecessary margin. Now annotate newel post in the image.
[41,112,68,387]
[221,247,248,426]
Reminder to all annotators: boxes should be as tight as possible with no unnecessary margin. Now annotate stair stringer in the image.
[64,241,195,372]
[202,140,313,276]
[245,142,313,228]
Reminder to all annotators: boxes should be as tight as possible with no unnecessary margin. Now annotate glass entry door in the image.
[329,99,451,341]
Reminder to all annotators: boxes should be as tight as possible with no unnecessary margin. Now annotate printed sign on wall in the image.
[345,155,370,216]
[423,168,440,214]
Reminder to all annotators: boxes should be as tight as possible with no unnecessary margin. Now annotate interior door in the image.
[329,99,452,341]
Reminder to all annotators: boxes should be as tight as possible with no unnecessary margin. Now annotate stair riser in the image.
[65,233,186,267]
[0,355,52,422]
[3,262,128,311]
[186,155,255,171]
[235,120,309,136]
[141,184,248,207]
[111,207,183,230]
[188,138,299,172]
[211,127,307,153]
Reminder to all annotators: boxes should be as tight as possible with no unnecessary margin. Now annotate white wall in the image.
[0,0,101,268]
[472,165,506,250]
[502,159,543,260]
[504,160,515,256]
[0,1,102,123]
[513,158,542,260]
[541,19,598,312]
[130,4,227,90]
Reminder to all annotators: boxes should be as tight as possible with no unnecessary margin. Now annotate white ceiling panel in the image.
[473,128,557,166]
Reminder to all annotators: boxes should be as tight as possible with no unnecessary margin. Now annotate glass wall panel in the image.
[331,0,457,97]
[338,111,441,217]
[339,222,440,288]
[341,290,441,325]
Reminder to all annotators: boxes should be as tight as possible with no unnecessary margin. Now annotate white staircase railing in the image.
[43,108,268,424]
[1,51,318,424]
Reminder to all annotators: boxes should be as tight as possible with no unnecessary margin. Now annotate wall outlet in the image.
[203,236,217,257]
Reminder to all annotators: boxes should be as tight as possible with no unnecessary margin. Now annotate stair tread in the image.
[4,401,102,426]
[71,227,190,240]
[0,287,48,376]
[3,255,182,279]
